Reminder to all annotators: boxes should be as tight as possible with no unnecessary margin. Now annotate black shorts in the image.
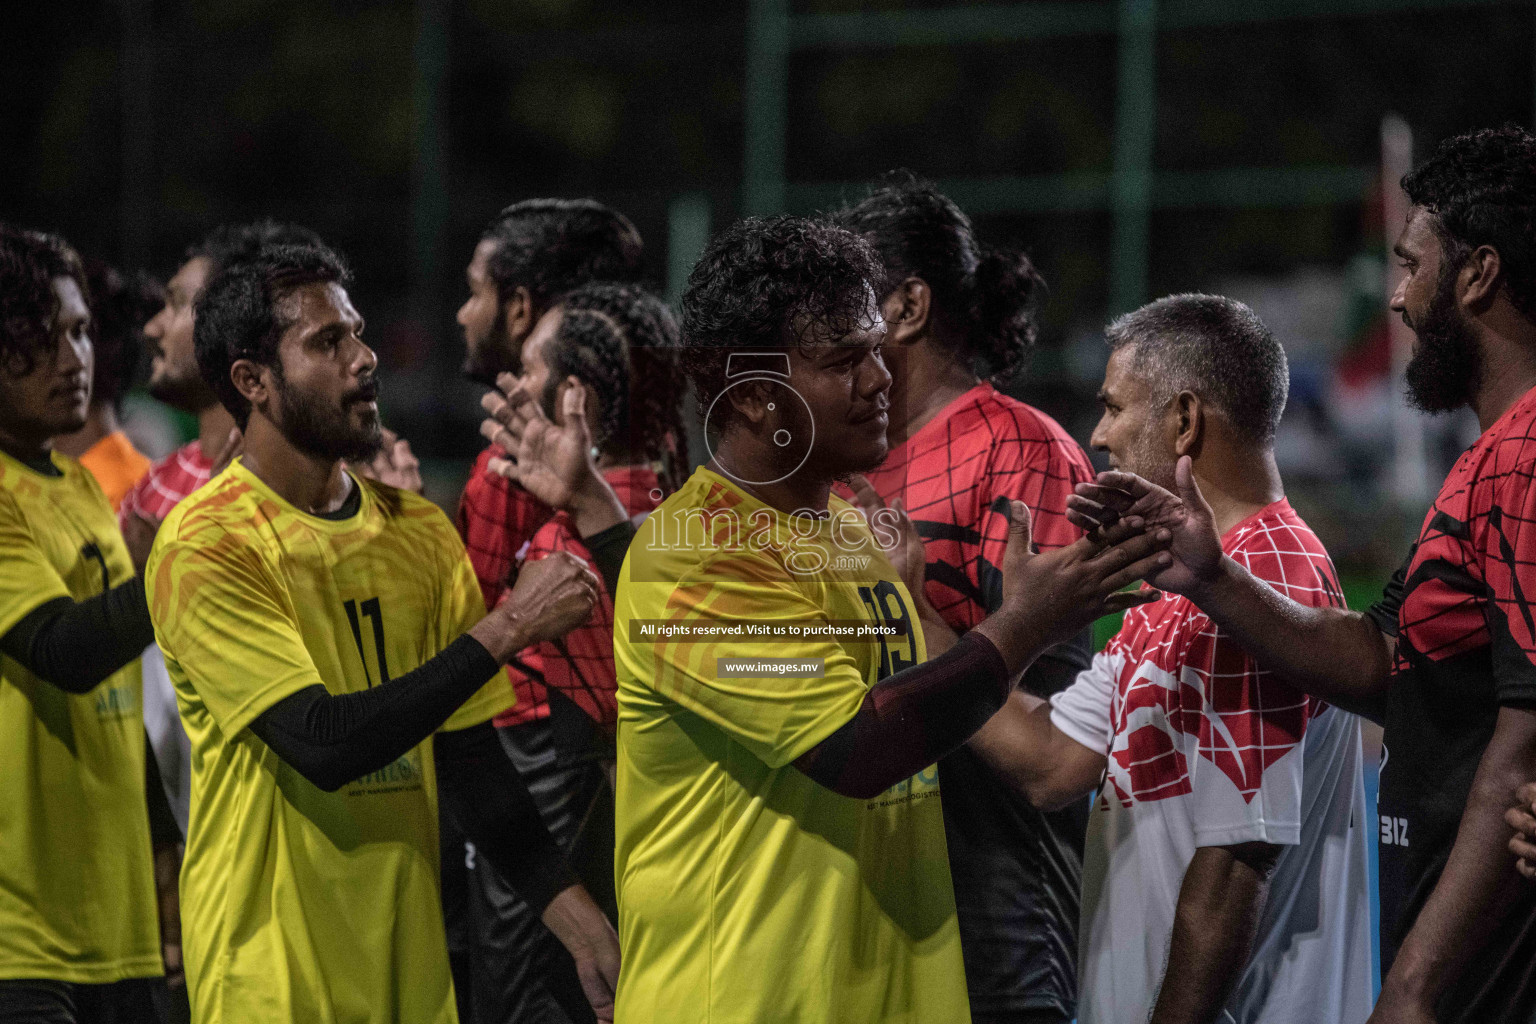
[0,978,176,1024]
[442,691,616,1024]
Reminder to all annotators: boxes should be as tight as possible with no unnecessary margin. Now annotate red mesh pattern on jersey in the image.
[457,446,560,615]
[482,463,662,731]
[1394,389,1536,697]
[1102,502,1341,806]
[841,384,1093,633]
[119,440,213,527]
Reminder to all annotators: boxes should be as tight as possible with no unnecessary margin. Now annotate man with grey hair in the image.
[965,294,1372,1023]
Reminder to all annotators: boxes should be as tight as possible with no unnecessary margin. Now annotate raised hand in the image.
[480,373,628,536]
[1506,782,1536,879]
[353,428,423,494]
[1066,455,1222,597]
[480,373,597,511]
[974,499,1169,669]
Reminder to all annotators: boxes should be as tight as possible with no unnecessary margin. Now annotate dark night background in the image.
[4,0,1534,569]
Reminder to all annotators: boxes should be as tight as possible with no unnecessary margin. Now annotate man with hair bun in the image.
[1071,125,1536,1024]
[968,293,1372,1024]
[836,173,1095,1024]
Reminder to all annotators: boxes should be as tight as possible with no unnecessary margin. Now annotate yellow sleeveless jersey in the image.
[146,458,512,1023]
[612,467,969,1024]
[0,448,160,984]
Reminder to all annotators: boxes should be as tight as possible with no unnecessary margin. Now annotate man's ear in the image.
[230,359,269,418]
[1172,391,1205,458]
[1458,244,1503,313]
[726,379,772,426]
[503,287,536,344]
[881,278,931,346]
[553,376,597,428]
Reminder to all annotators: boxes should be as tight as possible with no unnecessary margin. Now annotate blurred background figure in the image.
[54,259,162,509]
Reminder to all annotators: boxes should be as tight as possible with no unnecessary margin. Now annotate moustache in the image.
[347,378,380,404]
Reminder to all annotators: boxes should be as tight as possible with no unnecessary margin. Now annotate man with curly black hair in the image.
[609,215,1174,1023]
[0,225,179,1023]
[1065,124,1536,1024]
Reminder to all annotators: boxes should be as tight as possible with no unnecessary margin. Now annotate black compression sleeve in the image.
[0,579,154,693]
[435,721,576,916]
[247,634,500,792]
[582,519,636,598]
[794,631,1010,799]
[144,734,182,847]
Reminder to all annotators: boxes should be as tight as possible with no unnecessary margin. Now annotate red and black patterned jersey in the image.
[456,446,559,616]
[457,445,661,732]
[1367,386,1536,1024]
[848,382,1092,631]
[841,383,1095,1019]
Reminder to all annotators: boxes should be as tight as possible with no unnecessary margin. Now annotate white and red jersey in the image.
[1050,499,1372,1024]
[119,439,213,528]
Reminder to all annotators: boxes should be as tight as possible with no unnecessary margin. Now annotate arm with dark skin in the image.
[1151,842,1281,1024]
[841,475,1117,808]
[143,737,185,990]
[1372,706,1536,1024]
[246,552,599,792]
[436,722,620,1022]
[794,501,1171,799]
[1067,459,1393,721]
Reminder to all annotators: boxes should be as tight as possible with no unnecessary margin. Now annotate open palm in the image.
[481,376,595,511]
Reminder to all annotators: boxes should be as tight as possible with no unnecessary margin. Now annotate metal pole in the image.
[120,0,153,269]
[410,0,450,317]
[1109,0,1157,315]
[667,193,712,305]
[743,0,790,216]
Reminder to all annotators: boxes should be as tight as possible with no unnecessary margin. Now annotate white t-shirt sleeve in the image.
[1049,651,1118,756]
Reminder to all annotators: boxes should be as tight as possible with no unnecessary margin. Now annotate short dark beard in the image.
[1404,262,1483,413]
[148,372,218,415]
[271,365,383,463]
[463,307,520,388]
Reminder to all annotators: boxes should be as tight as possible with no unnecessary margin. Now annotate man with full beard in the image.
[126,221,420,833]
[1067,125,1536,1024]
[147,241,620,1022]
[450,199,644,1024]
